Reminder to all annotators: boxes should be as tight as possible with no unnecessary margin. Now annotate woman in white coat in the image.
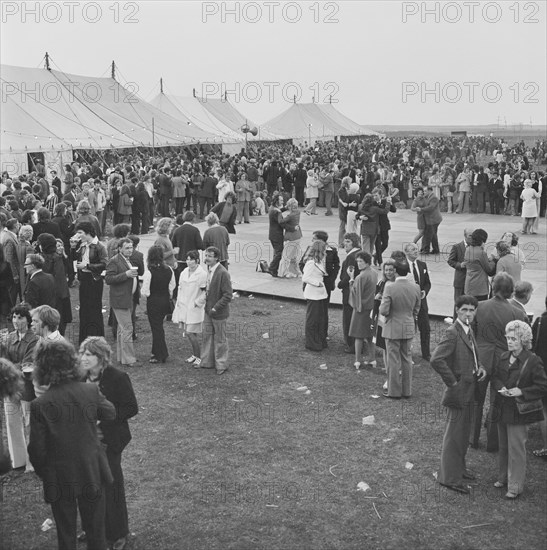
[172,250,207,366]
[520,179,540,235]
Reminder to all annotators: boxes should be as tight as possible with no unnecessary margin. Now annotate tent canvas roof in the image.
[1,64,224,155]
[263,103,379,139]
[196,96,282,141]
[149,93,243,141]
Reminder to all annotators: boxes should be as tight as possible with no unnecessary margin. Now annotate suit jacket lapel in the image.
[456,322,473,352]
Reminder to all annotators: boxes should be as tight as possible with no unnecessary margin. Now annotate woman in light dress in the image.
[172,250,207,367]
[520,179,540,235]
[278,198,302,279]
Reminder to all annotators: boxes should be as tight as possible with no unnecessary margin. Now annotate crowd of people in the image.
[1,133,546,548]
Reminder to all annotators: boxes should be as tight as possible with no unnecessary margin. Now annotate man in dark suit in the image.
[419,186,442,254]
[293,163,307,206]
[199,246,233,375]
[2,218,20,303]
[158,168,172,217]
[337,232,361,353]
[379,260,421,398]
[62,184,77,209]
[447,228,473,311]
[374,194,397,266]
[472,273,527,451]
[28,339,115,550]
[23,254,56,308]
[431,295,487,494]
[31,207,61,242]
[105,238,140,366]
[405,242,431,361]
[198,169,218,219]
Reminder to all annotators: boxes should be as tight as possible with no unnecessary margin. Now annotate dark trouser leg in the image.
[147,299,168,361]
[417,299,430,359]
[305,300,324,351]
[269,239,283,275]
[470,374,490,448]
[421,225,432,253]
[50,498,78,550]
[105,448,129,543]
[77,486,107,550]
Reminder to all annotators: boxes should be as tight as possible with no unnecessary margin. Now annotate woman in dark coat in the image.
[141,246,175,363]
[79,336,138,550]
[211,191,237,234]
[0,243,15,324]
[357,193,387,255]
[36,233,72,335]
[491,320,547,499]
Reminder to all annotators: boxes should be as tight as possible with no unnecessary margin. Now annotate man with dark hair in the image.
[419,186,442,255]
[105,238,140,366]
[199,246,232,375]
[337,232,361,352]
[431,295,487,494]
[73,222,107,343]
[31,207,61,242]
[405,242,431,361]
[23,254,56,309]
[447,228,474,309]
[293,162,307,206]
[28,339,115,550]
[379,260,421,398]
[471,272,528,451]
[171,210,204,274]
[158,167,172,217]
[0,304,39,470]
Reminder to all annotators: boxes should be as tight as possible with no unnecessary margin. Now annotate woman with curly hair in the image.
[29,339,115,550]
[491,320,547,498]
[154,217,176,268]
[79,336,138,550]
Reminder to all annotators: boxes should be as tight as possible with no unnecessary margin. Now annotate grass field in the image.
[1,291,546,550]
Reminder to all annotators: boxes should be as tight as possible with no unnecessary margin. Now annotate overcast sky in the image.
[1,1,546,127]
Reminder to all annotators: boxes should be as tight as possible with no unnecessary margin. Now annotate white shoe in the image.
[193,358,202,368]
[185,355,197,363]
[383,381,388,390]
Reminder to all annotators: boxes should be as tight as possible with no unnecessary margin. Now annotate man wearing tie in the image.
[105,238,140,366]
[404,243,431,361]
[200,246,233,375]
[431,295,487,494]
[447,228,473,312]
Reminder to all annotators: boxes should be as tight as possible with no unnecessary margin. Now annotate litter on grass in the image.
[405,462,414,470]
[319,364,327,370]
[362,415,375,425]
[305,390,311,395]
[370,394,380,399]
[41,519,54,531]
[296,386,308,392]
[357,482,370,492]
[262,333,270,339]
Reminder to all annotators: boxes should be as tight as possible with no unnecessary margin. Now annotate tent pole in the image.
[160,78,163,94]
[152,118,155,155]
[45,52,50,71]
[111,61,116,80]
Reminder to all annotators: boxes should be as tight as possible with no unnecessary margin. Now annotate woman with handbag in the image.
[491,320,547,499]
[141,245,175,364]
[278,198,302,279]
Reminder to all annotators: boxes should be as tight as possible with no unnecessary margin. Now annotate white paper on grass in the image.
[362,415,375,425]
[357,482,370,492]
